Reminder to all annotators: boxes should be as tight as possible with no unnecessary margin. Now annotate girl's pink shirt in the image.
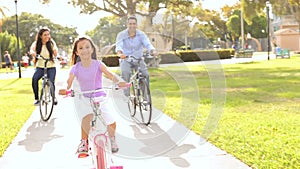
[70,60,106,97]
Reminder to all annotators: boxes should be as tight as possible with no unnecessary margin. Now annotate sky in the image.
[0,0,239,35]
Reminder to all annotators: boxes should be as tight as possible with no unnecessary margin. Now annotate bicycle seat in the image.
[93,96,107,103]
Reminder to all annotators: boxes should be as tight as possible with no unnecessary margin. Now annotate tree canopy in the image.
[241,0,300,31]
[1,12,78,56]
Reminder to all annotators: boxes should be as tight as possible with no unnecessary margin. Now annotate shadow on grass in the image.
[0,79,20,90]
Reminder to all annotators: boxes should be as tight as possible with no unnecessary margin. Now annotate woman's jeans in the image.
[32,67,56,100]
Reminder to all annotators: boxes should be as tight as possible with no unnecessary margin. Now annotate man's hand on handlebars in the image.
[150,50,158,57]
[118,53,126,59]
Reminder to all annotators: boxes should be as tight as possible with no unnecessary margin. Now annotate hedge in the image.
[100,49,234,67]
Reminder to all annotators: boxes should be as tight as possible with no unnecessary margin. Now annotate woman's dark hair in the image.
[35,27,54,61]
[71,35,97,65]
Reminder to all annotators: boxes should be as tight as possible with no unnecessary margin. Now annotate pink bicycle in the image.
[59,87,126,169]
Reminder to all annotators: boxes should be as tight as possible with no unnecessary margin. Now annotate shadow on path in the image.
[130,123,196,168]
[18,118,63,152]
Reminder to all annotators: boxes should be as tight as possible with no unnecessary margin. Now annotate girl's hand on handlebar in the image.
[59,89,73,96]
[58,89,67,95]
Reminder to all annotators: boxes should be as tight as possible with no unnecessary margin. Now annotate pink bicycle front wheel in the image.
[96,139,106,169]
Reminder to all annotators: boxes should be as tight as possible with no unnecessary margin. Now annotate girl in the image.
[62,36,126,155]
[30,27,58,106]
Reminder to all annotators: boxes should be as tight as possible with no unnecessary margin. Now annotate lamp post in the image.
[241,7,244,50]
[14,0,21,78]
[266,1,271,60]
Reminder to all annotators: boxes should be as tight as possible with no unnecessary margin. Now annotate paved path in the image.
[0,55,275,169]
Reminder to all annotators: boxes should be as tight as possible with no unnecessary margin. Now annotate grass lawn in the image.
[150,56,300,169]
[0,56,299,168]
[0,77,35,156]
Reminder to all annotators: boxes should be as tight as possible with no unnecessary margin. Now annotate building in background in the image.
[272,15,300,51]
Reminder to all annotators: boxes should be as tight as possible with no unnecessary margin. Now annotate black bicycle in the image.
[127,55,152,125]
[36,54,55,121]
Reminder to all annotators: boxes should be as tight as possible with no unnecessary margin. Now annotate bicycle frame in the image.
[64,88,123,169]
[90,95,112,169]
[128,56,147,88]
[37,54,55,122]
[126,56,153,125]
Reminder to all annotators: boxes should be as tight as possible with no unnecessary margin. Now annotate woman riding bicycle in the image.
[115,15,158,98]
[30,27,58,106]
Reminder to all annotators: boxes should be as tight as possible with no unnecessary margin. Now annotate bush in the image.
[101,55,119,67]
[178,49,233,61]
[159,52,183,64]
[100,49,234,66]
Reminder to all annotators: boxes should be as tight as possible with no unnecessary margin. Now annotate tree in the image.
[0,31,23,62]
[189,4,229,44]
[226,8,267,43]
[86,16,126,52]
[0,5,9,32]
[271,0,300,33]
[240,0,300,50]
[38,0,194,30]
[226,14,240,42]
[66,0,193,16]
[245,15,267,39]
[2,12,78,53]
[241,0,300,33]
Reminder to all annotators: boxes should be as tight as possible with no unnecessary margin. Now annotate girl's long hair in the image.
[71,35,97,65]
[35,27,54,61]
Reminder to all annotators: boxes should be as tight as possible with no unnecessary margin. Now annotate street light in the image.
[240,3,244,50]
[266,1,271,60]
[14,0,21,78]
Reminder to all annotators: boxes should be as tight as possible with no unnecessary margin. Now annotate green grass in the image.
[150,56,300,169]
[0,77,35,156]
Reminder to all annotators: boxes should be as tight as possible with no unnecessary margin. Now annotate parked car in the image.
[213,45,221,49]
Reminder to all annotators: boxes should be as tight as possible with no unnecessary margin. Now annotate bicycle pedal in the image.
[77,153,89,158]
[110,166,123,169]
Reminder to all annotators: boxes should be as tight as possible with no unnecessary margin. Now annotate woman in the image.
[30,27,58,106]
[4,51,13,73]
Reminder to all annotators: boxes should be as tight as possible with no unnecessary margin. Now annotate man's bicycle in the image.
[36,54,56,121]
[59,87,126,169]
[127,55,152,125]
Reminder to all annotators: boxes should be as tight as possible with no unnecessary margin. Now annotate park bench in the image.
[235,49,254,58]
[275,47,290,59]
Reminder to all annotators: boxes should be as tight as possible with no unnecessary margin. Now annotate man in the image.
[115,16,158,97]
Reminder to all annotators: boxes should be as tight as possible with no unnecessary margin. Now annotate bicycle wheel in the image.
[96,140,106,169]
[94,134,111,169]
[128,81,137,117]
[138,78,152,125]
[39,80,54,121]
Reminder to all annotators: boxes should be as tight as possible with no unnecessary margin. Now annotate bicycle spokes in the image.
[39,81,54,121]
[137,79,152,125]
